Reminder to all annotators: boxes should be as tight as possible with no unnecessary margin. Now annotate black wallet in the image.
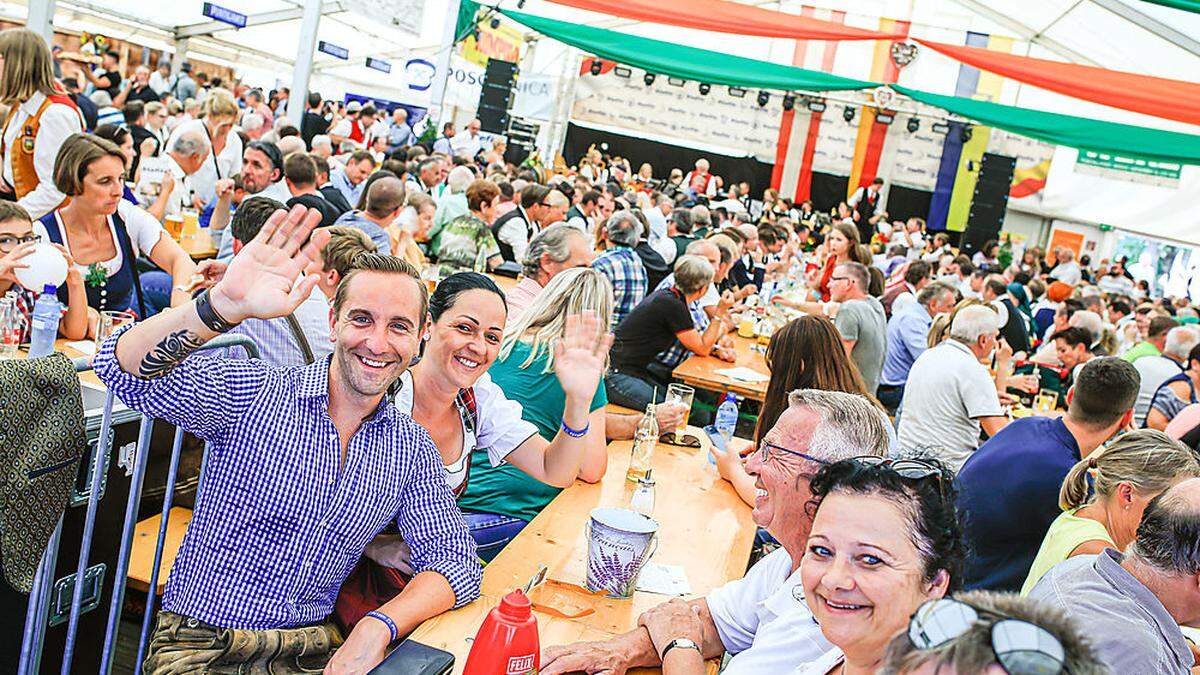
[368,639,455,675]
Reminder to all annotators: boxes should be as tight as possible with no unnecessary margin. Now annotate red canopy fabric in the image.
[915,40,1200,127]
[546,0,905,41]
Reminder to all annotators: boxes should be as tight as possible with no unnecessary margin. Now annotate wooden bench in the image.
[127,507,191,594]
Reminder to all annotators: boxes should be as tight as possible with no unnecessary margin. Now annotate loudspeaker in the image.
[478,59,517,134]
[962,153,1016,258]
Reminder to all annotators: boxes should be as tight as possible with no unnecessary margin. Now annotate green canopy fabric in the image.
[894,86,1200,166]
[1140,0,1200,13]
[498,8,1200,165]
[455,0,483,44]
[499,9,877,92]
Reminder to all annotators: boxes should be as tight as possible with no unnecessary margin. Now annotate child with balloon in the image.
[0,201,88,342]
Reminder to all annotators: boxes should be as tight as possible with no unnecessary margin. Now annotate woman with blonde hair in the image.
[166,88,242,208]
[1021,428,1200,594]
[0,28,84,219]
[456,267,615,559]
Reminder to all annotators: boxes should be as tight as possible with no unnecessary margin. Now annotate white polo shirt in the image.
[706,548,834,674]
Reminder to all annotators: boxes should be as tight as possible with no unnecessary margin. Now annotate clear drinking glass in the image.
[0,298,21,358]
[95,310,134,346]
[665,383,695,443]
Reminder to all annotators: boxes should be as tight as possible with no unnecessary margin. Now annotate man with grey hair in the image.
[878,281,958,412]
[830,261,887,394]
[689,204,712,236]
[163,129,211,216]
[506,225,594,318]
[428,165,476,249]
[1068,309,1105,354]
[1134,325,1200,425]
[1029,477,1200,672]
[310,135,334,160]
[652,239,737,369]
[543,389,890,675]
[898,304,1009,469]
[593,210,647,327]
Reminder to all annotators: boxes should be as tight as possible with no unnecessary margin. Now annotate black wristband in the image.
[195,289,238,333]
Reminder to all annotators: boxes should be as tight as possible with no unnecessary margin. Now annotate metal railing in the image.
[17,334,261,675]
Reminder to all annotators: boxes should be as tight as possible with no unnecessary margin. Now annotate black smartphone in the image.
[369,639,454,675]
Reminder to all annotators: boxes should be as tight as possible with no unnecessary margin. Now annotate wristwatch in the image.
[661,637,701,661]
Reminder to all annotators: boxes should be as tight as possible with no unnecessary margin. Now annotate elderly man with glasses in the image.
[541,389,891,675]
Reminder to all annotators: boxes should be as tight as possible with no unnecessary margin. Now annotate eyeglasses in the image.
[907,598,1065,675]
[758,439,828,466]
[850,455,947,482]
[0,234,39,250]
[829,276,850,283]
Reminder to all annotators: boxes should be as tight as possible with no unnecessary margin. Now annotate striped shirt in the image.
[93,326,480,629]
[592,246,646,328]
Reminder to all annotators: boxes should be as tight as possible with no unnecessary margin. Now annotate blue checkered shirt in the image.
[93,326,480,630]
[652,274,710,368]
[592,246,647,327]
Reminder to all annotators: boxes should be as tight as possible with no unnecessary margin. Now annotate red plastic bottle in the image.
[462,589,540,675]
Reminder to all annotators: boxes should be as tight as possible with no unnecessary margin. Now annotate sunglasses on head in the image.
[850,455,947,482]
[908,598,1065,675]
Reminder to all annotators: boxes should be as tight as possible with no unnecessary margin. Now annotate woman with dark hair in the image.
[35,133,194,316]
[388,272,610,556]
[714,314,883,509]
[972,239,999,269]
[796,456,963,674]
[645,455,964,674]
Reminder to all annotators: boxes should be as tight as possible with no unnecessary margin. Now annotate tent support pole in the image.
[27,0,56,44]
[428,0,462,126]
[288,0,322,127]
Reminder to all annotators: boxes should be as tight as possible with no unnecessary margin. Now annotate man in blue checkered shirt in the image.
[592,210,647,327]
[94,205,479,673]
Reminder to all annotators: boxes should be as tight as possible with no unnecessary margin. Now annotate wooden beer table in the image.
[672,335,770,402]
[410,427,756,673]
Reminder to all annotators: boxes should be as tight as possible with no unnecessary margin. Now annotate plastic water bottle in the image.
[27,285,61,358]
[462,589,540,675]
[715,393,739,443]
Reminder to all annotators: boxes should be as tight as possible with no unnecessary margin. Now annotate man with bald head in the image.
[331,175,401,255]
[1029,477,1200,673]
[451,118,485,159]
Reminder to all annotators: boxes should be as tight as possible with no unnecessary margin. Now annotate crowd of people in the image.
[5,25,1200,675]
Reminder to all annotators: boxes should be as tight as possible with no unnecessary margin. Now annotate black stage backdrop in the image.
[564,123,773,195]
[563,123,934,223]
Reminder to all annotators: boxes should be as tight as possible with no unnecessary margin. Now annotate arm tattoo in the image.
[138,329,207,379]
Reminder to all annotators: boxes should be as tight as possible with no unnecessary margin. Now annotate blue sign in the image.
[202,2,247,28]
[366,57,391,74]
[318,41,349,60]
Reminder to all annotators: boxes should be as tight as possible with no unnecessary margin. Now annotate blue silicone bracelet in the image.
[561,419,589,438]
[364,610,398,642]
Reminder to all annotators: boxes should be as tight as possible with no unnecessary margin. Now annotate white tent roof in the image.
[11,0,1198,124]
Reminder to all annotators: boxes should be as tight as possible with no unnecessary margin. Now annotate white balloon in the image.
[14,243,68,292]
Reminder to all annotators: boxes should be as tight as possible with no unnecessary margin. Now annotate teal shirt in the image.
[456,341,607,521]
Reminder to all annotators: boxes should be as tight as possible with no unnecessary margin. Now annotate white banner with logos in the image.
[571,71,782,161]
[443,55,557,121]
